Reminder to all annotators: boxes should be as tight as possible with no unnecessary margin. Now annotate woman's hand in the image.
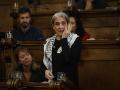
[62,23,72,39]
[45,70,54,80]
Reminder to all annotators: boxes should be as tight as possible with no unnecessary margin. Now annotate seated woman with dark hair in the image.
[75,0,107,10]
[65,10,91,41]
[12,47,45,82]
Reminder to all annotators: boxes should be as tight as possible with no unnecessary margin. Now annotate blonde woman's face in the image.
[18,51,32,66]
[69,17,77,32]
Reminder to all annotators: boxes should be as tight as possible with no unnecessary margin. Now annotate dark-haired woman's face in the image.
[69,17,77,32]
[18,51,32,66]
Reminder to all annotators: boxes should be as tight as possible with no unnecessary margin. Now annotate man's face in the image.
[18,12,31,29]
[53,16,67,37]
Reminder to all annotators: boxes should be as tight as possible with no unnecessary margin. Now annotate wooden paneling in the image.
[79,40,120,90]
[0,0,14,5]
[0,6,13,32]
[79,61,120,90]
[85,27,120,39]
[31,3,66,13]
[32,15,51,29]
[81,40,120,60]
[0,81,71,90]
[39,0,66,4]
[0,40,120,90]
[82,17,119,27]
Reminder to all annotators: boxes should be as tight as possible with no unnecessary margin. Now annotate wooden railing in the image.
[0,80,72,90]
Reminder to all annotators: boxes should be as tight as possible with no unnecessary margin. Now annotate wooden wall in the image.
[80,10,120,39]
[79,40,120,90]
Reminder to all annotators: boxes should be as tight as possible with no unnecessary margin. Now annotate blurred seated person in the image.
[12,47,45,82]
[65,10,91,41]
[85,0,93,10]
[92,0,107,9]
[75,0,107,10]
[12,6,44,41]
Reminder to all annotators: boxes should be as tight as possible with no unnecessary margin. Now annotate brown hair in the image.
[14,46,39,71]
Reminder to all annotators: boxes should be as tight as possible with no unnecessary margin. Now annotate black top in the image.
[27,69,45,82]
[12,26,44,41]
[41,37,82,88]
[52,38,82,86]
[15,67,45,82]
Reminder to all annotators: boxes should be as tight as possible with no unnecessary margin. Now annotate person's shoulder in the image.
[44,36,56,43]
[71,33,82,43]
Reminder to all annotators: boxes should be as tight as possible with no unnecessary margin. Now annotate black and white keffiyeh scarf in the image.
[43,33,78,72]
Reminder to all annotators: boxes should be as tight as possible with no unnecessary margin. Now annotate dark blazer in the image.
[12,26,44,41]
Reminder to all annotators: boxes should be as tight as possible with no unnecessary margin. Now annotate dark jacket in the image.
[12,26,44,41]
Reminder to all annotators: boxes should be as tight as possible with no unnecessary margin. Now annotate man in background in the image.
[12,6,44,41]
